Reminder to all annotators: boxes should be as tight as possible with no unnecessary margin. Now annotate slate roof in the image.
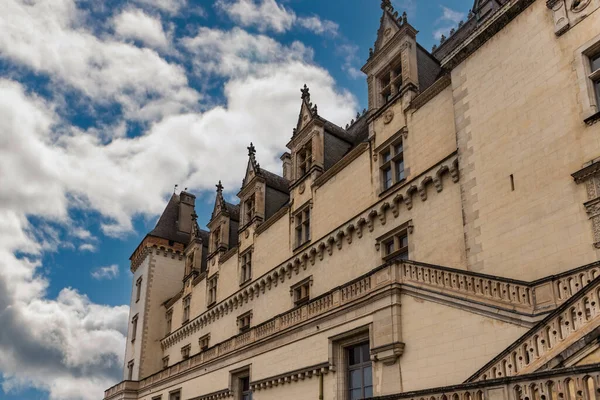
[261,169,290,194]
[149,194,190,244]
[224,202,240,221]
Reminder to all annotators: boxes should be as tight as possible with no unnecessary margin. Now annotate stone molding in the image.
[188,389,232,400]
[467,275,600,382]
[440,0,536,70]
[572,160,600,248]
[410,74,452,111]
[367,363,600,400]
[250,362,331,391]
[547,0,599,36]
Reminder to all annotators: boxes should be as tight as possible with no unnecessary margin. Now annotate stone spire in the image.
[301,84,311,103]
[247,142,260,173]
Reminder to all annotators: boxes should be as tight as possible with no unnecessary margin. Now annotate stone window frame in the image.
[296,140,313,178]
[131,313,139,343]
[575,35,600,122]
[237,310,253,333]
[162,355,169,369]
[239,248,253,286]
[376,220,413,262]
[127,360,134,380]
[293,202,312,249]
[181,344,191,360]
[229,365,252,400]
[377,59,403,107]
[375,129,407,194]
[135,276,142,303]
[328,325,373,400]
[207,273,218,307]
[243,194,256,226]
[152,396,163,400]
[182,295,191,324]
[185,251,195,277]
[290,276,313,307]
[211,227,221,253]
[199,333,211,351]
[347,342,374,399]
[166,308,173,335]
[168,389,182,400]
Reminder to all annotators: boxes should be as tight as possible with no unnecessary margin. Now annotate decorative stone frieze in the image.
[250,362,332,391]
[547,0,598,36]
[572,160,600,248]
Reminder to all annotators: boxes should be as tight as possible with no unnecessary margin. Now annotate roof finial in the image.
[247,142,256,157]
[381,0,392,11]
[247,142,260,172]
[216,180,224,193]
[402,11,408,24]
[301,84,310,102]
[174,184,178,194]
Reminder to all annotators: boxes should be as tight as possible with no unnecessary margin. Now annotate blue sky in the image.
[0,0,472,399]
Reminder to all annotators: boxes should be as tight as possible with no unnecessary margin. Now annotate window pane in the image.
[592,53,600,72]
[396,160,405,181]
[361,344,370,363]
[349,388,362,400]
[350,369,362,389]
[363,366,373,387]
[382,151,391,163]
[383,168,392,189]
[364,386,373,398]
[385,240,394,255]
[400,234,408,248]
[595,80,600,106]
[349,346,361,365]
[394,143,403,155]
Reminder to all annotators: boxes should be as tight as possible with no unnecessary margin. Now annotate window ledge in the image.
[293,240,312,253]
[379,178,407,197]
[584,110,600,126]
[239,278,252,288]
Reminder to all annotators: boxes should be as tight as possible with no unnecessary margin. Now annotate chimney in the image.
[178,191,196,234]
[281,152,292,181]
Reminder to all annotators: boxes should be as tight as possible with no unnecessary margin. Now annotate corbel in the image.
[356,218,367,238]
[450,160,459,183]
[327,237,335,255]
[367,210,378,232]
[345,224,355,244]
[318,243,326,260]
[309,248,317,265]
[379,202,390,225]
[335,231,345,250]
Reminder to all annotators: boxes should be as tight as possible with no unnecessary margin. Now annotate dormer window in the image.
[244,195,255,225]
[380,138,405,192]
[378,61,402,106]
[212,227,221,251]
[297,142,312,177]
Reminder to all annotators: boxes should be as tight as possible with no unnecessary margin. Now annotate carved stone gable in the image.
[373,6,402,54]
[242,143,261,188]
[211,181,228,219]
[294,84,318,137]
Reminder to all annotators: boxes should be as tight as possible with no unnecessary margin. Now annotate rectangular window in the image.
[297,142,313,177]
[240,251,252,284]
[169,390,181,400]
[238,312,252,333]
[240,376,252,400]
[199,334,210,351]
[185,252,194,276]
[166,309,173,335]
[208,275,218,306]
[347,342,372,400]
[131,314,138,343]
[244,195,255,224]
[127,360,134,380]
[162,356,169,369]
[291,277,312,307]
[212,227,221,251]
[378,223,411,263]
[182,295,191,324]
[294,206,311,248]
[135,277,142,302]
[181,344,191,360]
[379,138,405,192]
[592,53,600,106]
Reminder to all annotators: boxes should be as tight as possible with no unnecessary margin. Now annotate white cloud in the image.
[113,8,170,51]
[91,265,120,280]
[0,0,200,121]
[131,0,188,15]
[215,0,338,36]
[297,16,339,36]
[0,3,358,399]
[433,6,465,40]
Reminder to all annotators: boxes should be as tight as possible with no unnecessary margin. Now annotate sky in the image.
[0,0,473,399]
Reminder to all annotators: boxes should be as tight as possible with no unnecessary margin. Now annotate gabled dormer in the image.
[362,0,420,111]
[207,182,239,260]
[182,212,208,286]
[238,144,290,232]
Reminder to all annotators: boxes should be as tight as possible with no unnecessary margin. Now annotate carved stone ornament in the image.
[383,109,394,124]
[384,28,392,37]
[572,161,600,248]
[571,0,591,12]
[299,182,306,194]
[547,0,570,35]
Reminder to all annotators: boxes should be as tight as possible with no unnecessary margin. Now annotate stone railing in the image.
[467,275,600,382]
[133,269,383,393]
[401,260,600,315]
[106,261,600,399]
[104,380,139,399]
[372,364,600,400]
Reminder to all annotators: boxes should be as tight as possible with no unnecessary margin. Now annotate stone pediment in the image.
[242,143,261,188]
[293,84,318,137]
[373,1,403,54]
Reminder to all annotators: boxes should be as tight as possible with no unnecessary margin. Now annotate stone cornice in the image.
[571,160,600,184]
[440,0,536,70]
[188,389,232,400]
[584,110,600,126]
[250,362,331,391]
[409,74,452,111]
[255,205,290,236]
[313,143,369,188]
[159,153,462,350]
[131,244,184,274]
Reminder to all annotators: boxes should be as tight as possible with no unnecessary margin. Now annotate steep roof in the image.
[261,169,290,194]
[149,193,190,244]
